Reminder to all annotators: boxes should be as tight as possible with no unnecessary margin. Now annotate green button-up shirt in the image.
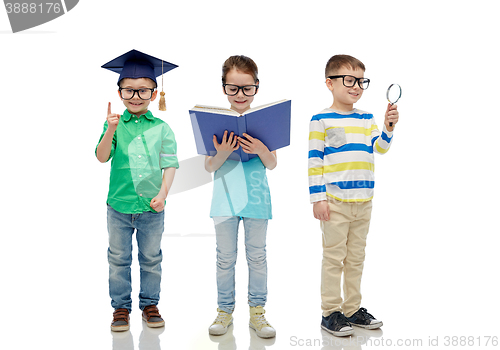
[96,109,179,214]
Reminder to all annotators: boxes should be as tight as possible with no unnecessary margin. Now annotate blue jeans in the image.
[107,204,164,312]
[213,216,268,313]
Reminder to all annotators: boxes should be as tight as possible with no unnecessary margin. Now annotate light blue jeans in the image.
[213,216,268,313]
[107,204,164,312]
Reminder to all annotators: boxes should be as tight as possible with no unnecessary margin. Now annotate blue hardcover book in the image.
[189,99,291,162]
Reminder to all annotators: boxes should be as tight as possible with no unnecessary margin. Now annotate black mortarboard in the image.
[101,49,178,87]
[101,49,178,111]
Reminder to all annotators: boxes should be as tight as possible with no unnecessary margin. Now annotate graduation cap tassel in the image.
[159,60,167,111]
[159,91,166,111]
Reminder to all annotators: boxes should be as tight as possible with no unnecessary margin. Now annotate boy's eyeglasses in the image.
[119,88,155,100]
[327,75,370,90]
[223,84,259,96]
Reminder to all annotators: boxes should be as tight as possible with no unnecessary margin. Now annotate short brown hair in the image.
[325,55,365,78]
[222,55,259,84]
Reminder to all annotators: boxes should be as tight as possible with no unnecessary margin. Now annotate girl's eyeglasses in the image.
[223,84,259,96]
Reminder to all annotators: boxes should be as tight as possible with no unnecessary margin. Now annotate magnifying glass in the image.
[386,84,402,127]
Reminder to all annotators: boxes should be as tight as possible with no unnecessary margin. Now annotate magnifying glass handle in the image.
[389,102,394,127]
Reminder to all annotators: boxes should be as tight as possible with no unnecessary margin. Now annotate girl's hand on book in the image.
[238,133,268,155]
[213,130,239,155]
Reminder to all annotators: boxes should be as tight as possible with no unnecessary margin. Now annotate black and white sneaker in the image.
[346,307,383,329]
[321,311,354,337]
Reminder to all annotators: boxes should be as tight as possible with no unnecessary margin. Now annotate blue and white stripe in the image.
[308,108,393,203]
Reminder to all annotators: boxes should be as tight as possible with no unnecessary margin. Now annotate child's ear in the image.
[325,78,334,92]
[150,90,158,102]
[117,90,123,100]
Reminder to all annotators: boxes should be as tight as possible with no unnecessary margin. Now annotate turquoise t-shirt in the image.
[210,157,272,219]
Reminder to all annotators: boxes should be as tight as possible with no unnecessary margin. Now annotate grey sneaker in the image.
[111,308,130,332]
[209,308,233,335]
[142,305,165,328]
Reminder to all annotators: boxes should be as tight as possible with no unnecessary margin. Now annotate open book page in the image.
[190,105,240,116]
[191,99,289,116]
[245,99,288,114]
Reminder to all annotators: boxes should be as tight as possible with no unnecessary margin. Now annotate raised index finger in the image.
[108,102,112,116]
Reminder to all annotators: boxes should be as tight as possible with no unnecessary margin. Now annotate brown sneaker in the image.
[142,305,165,328]
[111,308,130,332]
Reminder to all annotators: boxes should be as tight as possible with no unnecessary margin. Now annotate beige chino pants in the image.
[320,199,373,318]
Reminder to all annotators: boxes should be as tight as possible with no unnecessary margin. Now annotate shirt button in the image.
[139,175,142,178]
[139,194,143,197]
[138,155,142,158]
[137,136,141,140]
[135,120,139,123]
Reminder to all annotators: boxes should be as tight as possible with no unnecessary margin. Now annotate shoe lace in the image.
[330,311,351,327]
[253,313,271,327]
[214,311,229,324]
[356,307,374,321]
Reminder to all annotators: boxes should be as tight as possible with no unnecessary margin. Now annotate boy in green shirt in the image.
[96,50,179,332]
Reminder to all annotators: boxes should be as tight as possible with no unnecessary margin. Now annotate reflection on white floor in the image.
[111,324,163,350]
[5,185,499,350]
[101,232,393,350]
[107,312,386,350]
[318,328,383,350]
[208,325,276,350]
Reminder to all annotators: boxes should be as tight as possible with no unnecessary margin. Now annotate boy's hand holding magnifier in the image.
[385,84,401,131]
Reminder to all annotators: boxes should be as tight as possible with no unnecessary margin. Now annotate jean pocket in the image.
[325,127,347,148]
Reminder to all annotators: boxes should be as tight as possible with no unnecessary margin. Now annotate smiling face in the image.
[118,78,157,116]
[223,69,258,114]
[326,67,365,112]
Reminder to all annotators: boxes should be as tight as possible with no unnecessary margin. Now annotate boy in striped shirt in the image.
[309,55,399,336]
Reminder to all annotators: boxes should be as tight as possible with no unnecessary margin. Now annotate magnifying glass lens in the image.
[387,84,402,104]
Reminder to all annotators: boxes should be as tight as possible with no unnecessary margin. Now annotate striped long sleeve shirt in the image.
[308,108,393,203]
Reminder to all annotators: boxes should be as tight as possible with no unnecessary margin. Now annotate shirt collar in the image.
[122,109,155,122]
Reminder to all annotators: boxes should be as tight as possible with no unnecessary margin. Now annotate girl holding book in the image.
[204,55,277,338]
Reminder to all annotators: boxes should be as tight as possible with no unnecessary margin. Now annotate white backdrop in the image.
[1,1,499,349]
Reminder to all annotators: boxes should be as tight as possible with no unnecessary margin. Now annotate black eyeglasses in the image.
[327,75,370,90]
[223,84,259,96]
[119,88,156,100]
